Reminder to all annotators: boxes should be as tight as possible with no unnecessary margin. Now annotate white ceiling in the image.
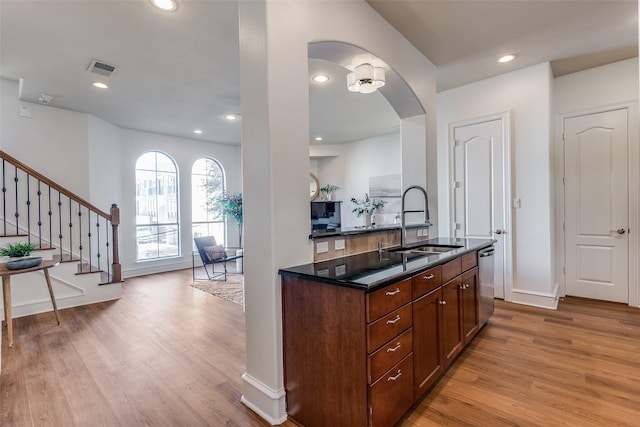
[1,1,637,146]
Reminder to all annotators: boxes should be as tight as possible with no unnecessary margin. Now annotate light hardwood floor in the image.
[2,269,640,426]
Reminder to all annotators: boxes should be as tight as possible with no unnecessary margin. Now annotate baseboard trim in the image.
[241,372,287,425]
[511,285,559,310]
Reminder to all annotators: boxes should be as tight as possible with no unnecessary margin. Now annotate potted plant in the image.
[350,193,386,226]
[0,242,42,269]
[217,191,243,248]
[319,184,340,201]
[0,242,37,258]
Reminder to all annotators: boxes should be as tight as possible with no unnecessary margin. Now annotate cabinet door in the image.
[442,276,463,369]
[461,267,479,344]
[412,287,443,399]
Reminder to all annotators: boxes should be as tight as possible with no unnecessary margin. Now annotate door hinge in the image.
[562,222,565,230]
[563,267,566,275]
[562,177,565,185]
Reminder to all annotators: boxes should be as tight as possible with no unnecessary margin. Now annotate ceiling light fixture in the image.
[193,129,203,134]
[38,93,53,104]
[347,63,385,94]
[312,74,329,83]
[498,54,517,63]
[149,0,177,11]
[92,82,108,89]
[224,114,239,121]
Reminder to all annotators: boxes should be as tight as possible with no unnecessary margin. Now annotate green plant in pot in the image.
[351,193,386,226]
[319,184,340,201]
[0,242,37,258]
[217,192,243,248]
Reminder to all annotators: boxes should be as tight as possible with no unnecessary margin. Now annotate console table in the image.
[1,260,60,348]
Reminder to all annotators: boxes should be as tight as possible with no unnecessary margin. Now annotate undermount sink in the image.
[385,244,463,255]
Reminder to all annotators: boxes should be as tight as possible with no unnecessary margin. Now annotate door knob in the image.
[493,229,504,235]
[616,228,626,235]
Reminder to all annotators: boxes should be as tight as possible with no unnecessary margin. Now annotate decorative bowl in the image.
[5,256,43,270]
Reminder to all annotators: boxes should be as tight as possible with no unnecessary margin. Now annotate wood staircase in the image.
[0,151,122,322]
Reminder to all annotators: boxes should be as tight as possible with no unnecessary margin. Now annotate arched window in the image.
[135,151,180,260]
[191,158,225,245]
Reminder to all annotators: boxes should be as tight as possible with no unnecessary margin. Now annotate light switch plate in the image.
[334,239,345,250]
[316,241,329,253]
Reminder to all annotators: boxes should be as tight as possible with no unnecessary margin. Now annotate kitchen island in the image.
[279,238,494,427]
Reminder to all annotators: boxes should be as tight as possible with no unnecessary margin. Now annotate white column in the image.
[238,1,312,423]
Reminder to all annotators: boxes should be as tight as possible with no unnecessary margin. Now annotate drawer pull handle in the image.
[385,288,401,296]
[387,342,401,352]
[388,370,402,381]
[386,315,401,324]
[423,274,435,280]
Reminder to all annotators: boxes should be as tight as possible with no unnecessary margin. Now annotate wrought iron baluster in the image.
[86,209,93,273]
[105,216,111,282]
[96,213,101,272]
[68,198,73,261]
[14,166,19,234]
[78,204,83,272]
[37,180,43,248]
[58,192,63,261]
[48,187,53,252]
[26,175,31,244]
[2,159,6,235]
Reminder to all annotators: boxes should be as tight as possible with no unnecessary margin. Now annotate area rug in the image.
[191,274,244,306]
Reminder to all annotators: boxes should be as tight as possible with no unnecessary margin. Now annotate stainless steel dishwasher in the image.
[478,246,495,327]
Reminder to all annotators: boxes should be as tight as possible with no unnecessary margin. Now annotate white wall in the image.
[118,128,241,277]
[554,58,638,113]
[1,77,243,279]
[437,63,555,308]
[1,79,90,198]
[554,58,639,307]
[311,132,401,227]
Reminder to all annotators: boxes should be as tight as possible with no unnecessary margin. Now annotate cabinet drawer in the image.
[367,303,412,353]
[461,251,477,272]
[367,279,412,322]
[368,328,412,384]
[441,257,462,283]
[412,266,442,299]
[369,353,414,427]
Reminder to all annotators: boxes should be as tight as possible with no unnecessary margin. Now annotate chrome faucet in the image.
[401,185,431,248]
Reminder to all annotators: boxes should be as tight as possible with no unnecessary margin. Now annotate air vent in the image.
[87,59,117,77]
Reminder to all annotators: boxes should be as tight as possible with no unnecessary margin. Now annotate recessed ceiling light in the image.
[224,114,239,121]
[314,137,323,141]
[312,74,329,83]
[150,0,177,11]
[498,54,517,63]
[92,82,108,89]
[193,129,203,134]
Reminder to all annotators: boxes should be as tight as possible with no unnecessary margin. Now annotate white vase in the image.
[364,214,372,227]
[236,249,243,272]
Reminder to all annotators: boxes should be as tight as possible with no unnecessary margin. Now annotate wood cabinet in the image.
[412,253,479,399]
[461,266,479,344]
[412,286,443,398]
[282,249,484,427]
[442,275,464,369]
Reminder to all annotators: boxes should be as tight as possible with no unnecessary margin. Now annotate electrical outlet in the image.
[335,265,346,276]
[316,241,329,253]
[334,239,345,250]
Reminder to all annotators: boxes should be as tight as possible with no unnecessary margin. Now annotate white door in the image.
[564,108,629,303]
[452,117,509,299]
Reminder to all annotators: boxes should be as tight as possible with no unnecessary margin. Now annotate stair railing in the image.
[0,150,121,283]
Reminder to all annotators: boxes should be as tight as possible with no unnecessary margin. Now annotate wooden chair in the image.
[193,236,242,281]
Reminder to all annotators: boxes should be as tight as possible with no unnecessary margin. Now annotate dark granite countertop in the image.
[279,237,495,292]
